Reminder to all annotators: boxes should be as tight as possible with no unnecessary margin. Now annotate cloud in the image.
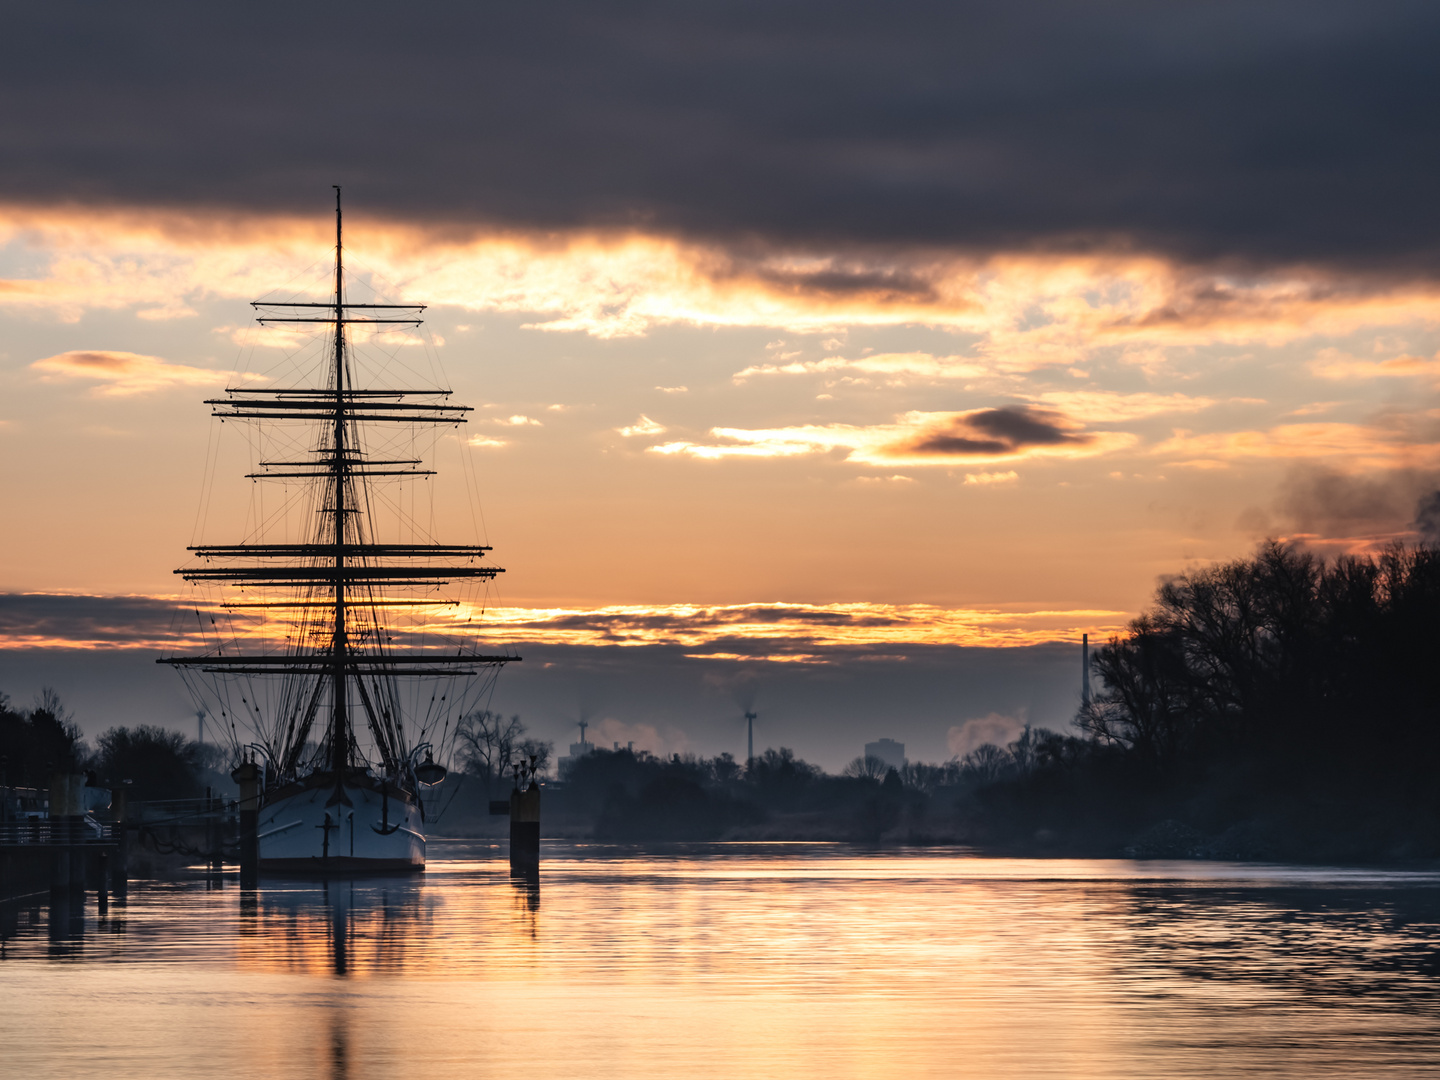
[30,350,226,396]
[1020,391,1230,423]
[0,593,1129,655]
[653,407,1133,467]
[1309,348,1440,383]
[495,414,542,426]
[618,415,666,437]
[480,601,1130,653]
[1155,421,1440,471]
[733,352,987,382]
[655,385,688,393]
[466,434,508,448]
[7,208,1440,352]
[4,4,1440,270]
[1268,465,1440,547]
[902,407,1088,456]
[964,471,1018,486]
[0,593,200,650]
[1416,490,1440,546]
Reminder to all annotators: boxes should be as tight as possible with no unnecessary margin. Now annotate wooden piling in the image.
[233,760,260,888]
[509,783,540,873]
[48,773,82,894]
[111,786,128,898]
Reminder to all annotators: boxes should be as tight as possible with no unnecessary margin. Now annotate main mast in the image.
[331,186,349,777]
[160,188,518,786]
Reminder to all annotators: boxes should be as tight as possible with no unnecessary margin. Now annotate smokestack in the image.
[1082,633,1091,707]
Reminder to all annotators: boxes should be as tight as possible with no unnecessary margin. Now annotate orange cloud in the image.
[733,351,988,382]
[618,415,666,437]
[1155,422,1440,471]
[651,407,1135,466]
[964,471,1019,485]
[1019,390,1235,422]
[5,204,1440,356]
[0,593,1130,654]
[1309,348,1440,383]
[30,350,227,395]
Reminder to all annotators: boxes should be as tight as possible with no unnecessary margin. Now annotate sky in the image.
[2,3,1439,769]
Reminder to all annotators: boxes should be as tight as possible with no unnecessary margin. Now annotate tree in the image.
[516,736,553,779]
[710,751,741,784]
[1084,540,1440,804]
[94,726,203,801]
[960,743,1010,785]
[842,754,889,780]
[0,686,85,789]
[455,710,522,788]
[455,711,552,789]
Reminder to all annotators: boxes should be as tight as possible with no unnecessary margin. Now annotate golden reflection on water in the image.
[2,842,1439,1079]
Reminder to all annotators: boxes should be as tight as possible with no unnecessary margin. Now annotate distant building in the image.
[865,738,905,771]
[556,722,596,780]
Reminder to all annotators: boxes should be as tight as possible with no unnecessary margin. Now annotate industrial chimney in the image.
[1082,633,1091,707]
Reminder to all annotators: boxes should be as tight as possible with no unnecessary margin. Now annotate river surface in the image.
[2,841,1439,1079]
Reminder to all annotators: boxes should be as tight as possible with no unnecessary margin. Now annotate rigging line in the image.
[458,428,490,550]
[191,404,223,548]
[250,256,330,310]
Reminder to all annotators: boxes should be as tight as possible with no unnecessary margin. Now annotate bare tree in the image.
[33,686,74,726]
[901,760,958,793]
[842,754,889,780]
[455,711,525,790]
[1007,725,1038,778]
[960,743,1010,784]
[710,751,741,785]
[516,736,553,779]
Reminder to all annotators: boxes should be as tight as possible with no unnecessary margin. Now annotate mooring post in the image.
[509,781,540,873]
[204,786,214,877]
[97,850,109,915]
[233,760,260,889]
[207,787,224,876]
[111,786,128,898]
[48,772,74,896]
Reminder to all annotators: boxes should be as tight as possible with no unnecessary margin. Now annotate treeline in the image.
[12,541,1437,861]
[443,543,1440,861]
[441,714,1121,846]
[0,690,228,803]
[1076,541,1440,860]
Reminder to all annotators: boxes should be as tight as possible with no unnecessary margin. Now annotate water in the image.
[3,841,1439,1079]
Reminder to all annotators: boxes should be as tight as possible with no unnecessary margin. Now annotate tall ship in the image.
[160,189,517,871]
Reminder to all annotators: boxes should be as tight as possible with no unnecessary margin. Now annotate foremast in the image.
[160,187,516,788]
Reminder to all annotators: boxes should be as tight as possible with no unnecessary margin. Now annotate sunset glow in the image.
[4,9,1440,761]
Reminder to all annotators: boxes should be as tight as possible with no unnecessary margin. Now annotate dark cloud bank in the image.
[0,596,1083,771]
[4,2,1440,268]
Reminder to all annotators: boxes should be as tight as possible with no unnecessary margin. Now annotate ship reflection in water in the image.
[3,842,1440,1079]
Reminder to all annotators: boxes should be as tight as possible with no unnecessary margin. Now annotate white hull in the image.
[257,775,425,872]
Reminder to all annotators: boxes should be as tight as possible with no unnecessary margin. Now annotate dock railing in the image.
[0,817,117,845]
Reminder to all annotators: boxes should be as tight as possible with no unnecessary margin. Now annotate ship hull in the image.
[257,772,425,872]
